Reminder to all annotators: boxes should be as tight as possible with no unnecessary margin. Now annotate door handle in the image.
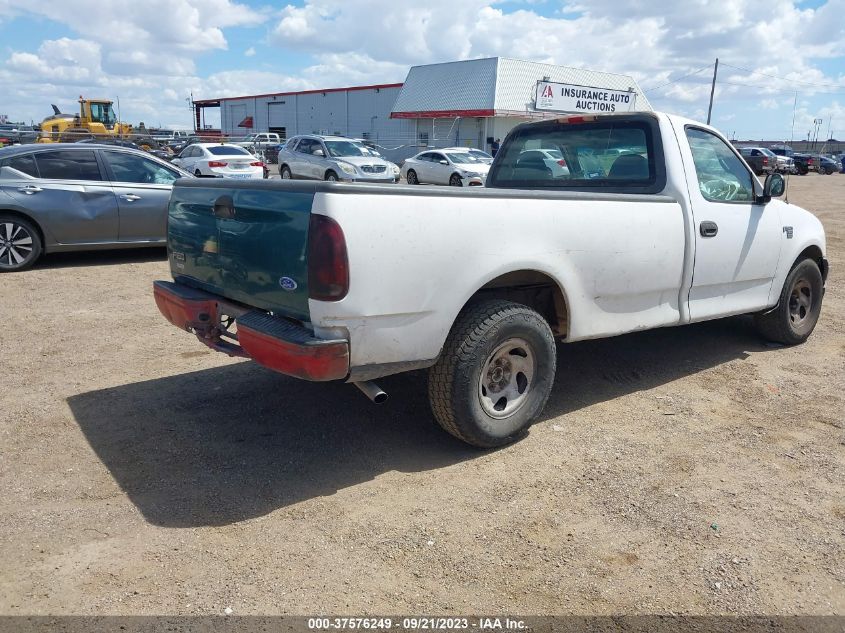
[17,186,42,195]
[700,221,719,237]
[120,194,141,202]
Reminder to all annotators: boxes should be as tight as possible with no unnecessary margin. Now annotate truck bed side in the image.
[310,186,686,377]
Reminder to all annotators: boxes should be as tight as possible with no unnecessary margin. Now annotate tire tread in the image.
[428,300,555,447]
[754,257,822,345]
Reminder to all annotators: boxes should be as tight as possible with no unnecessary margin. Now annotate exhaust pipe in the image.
[354,381,388,404]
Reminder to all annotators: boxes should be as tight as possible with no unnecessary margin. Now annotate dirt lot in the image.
[1,174,843,617]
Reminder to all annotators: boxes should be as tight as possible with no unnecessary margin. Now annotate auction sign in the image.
[535,81,637,114]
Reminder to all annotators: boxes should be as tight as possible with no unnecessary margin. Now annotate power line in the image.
[645,73,845,97]
[719,62,845,90]
[715,78,845,96]
[643,65,712,92]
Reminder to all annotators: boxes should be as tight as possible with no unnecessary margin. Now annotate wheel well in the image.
[0,209,45,249]
[797,245,826,280]
[465,270,569,338]
[325,169,337,178]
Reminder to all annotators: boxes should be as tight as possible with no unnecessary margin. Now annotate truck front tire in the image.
[754,258,823,345]
[428,300,556,448]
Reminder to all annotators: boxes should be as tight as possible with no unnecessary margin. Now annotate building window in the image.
[418,132,429,146]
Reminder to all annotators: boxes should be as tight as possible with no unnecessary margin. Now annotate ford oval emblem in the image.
[279,276,298,291]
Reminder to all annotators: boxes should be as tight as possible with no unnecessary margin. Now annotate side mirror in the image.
[313,149,325,157]
[439,159,448,165]
[762,173,785,202]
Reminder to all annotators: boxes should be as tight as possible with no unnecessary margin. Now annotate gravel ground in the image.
[0,174,843,616]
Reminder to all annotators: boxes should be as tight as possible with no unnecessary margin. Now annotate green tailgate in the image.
[167,180,315,321]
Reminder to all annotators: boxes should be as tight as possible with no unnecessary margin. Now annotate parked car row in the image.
[0,124,39,146]
[769,147,843,175]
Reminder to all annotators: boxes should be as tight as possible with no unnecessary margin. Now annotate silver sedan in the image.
[0,143,191,271]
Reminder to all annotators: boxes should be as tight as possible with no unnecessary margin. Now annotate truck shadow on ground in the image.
[37,247,167,270]
[68,315,775,528]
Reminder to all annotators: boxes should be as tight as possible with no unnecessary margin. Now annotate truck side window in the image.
[686,128,753,203]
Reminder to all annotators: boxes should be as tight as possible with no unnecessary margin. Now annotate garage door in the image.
[268,101,294,137]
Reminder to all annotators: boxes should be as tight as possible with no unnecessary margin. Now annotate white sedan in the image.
[517,149,570,177]
[172,143,265,179]
[401,149,490,186]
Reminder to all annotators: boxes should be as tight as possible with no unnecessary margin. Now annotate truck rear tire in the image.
[428,300,556,448]
[754,258,823,345]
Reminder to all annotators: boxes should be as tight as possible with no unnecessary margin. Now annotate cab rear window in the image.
[487,116,665,194]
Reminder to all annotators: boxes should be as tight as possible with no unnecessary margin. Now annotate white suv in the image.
[277,135,400,183]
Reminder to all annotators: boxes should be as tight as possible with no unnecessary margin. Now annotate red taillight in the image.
[808,158,814,164]
[208,161,228,167]
[557,159,567,167]
[250,161,264,167]
[763,157,768,165]
[308,214,349,301]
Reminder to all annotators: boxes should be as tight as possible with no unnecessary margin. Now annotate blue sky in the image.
[0,0,843,140]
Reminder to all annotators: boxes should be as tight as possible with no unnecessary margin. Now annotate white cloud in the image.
[1,0,844,136]
[6,38,103,83]
[4,0,265,51]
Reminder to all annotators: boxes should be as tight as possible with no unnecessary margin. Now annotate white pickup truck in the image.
[233,132,282,150]
[155,112,828,447]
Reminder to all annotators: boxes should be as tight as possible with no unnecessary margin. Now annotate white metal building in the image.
[196,57,651,161]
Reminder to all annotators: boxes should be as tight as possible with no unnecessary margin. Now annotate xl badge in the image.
[279,277,298,291]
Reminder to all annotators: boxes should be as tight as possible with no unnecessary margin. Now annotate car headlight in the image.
[391,164,400,175]
[337,162,357,175]
[461,171,482,178]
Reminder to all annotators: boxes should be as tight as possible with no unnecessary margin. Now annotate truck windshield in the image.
[325,141,368,158]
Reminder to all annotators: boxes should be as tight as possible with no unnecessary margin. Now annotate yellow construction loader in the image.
[37,97,147,145]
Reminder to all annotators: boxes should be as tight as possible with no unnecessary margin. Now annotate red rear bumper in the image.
[154,280,349,382]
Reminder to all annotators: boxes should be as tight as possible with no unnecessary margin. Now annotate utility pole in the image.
[706,58,719,125]
[812,118,823,150]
